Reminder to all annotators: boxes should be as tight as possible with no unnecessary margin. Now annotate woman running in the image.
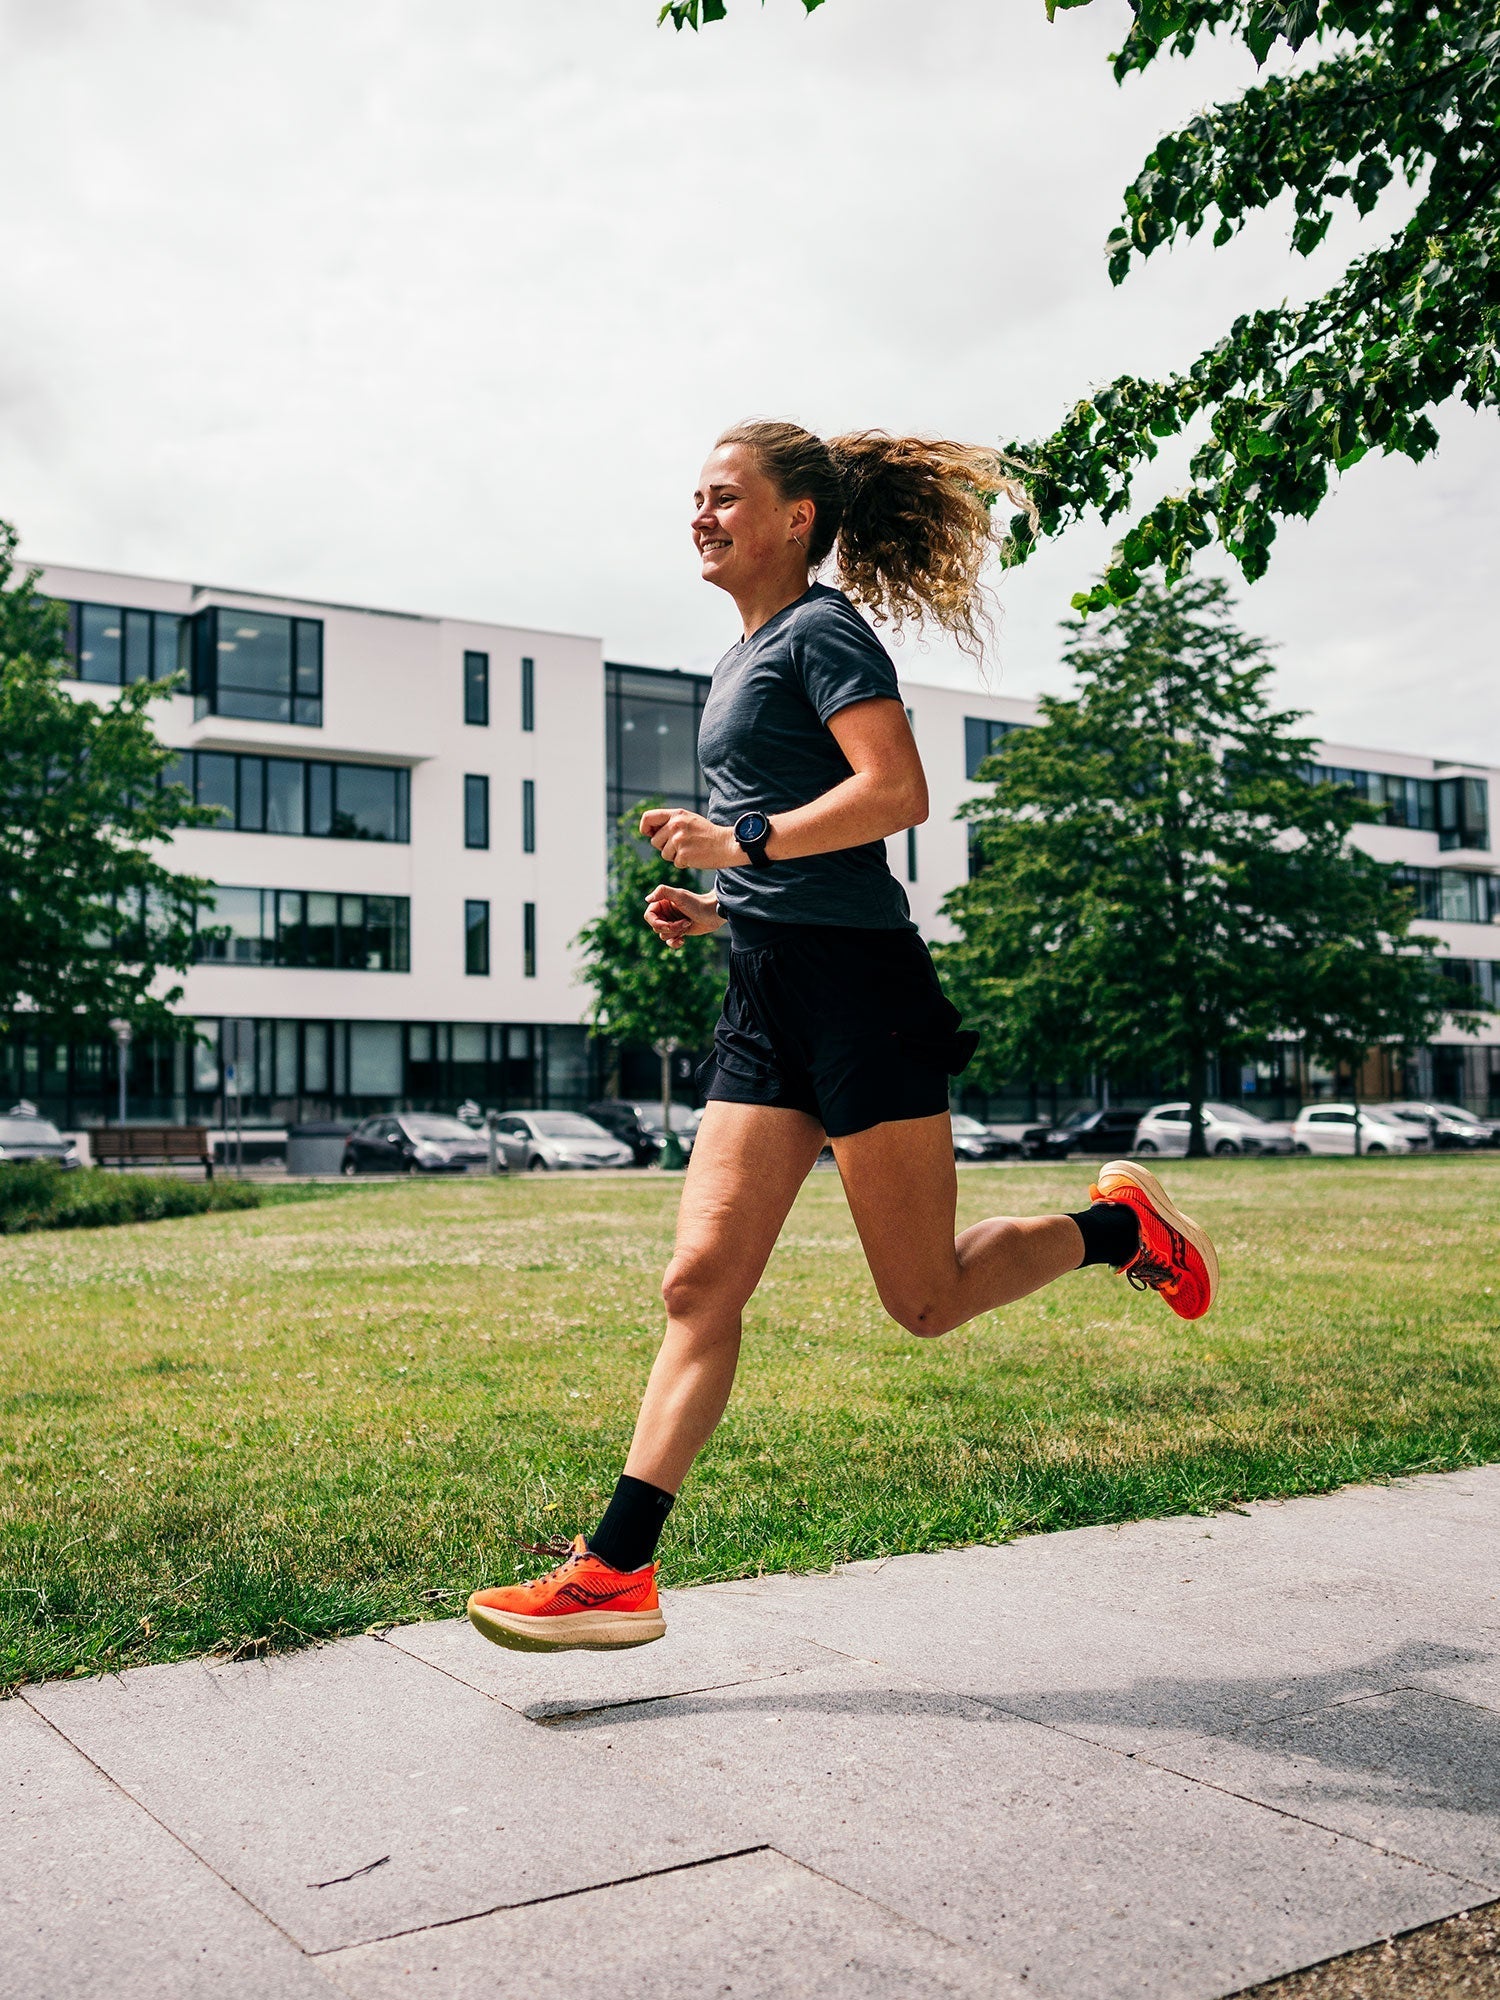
[467,420,1218,1654]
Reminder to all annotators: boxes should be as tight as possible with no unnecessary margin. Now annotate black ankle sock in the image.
[1069,1201,1141,1270]
[587,1473,676,1572]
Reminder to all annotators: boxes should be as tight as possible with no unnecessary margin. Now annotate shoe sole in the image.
[1092,1159,1220,1311]
[466,1597,666,1653]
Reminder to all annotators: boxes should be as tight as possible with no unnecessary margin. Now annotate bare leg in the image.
[832,1113,1086,1338]
[623,1100,826,1493]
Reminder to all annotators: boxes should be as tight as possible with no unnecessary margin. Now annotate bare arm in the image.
[641,697,927,873]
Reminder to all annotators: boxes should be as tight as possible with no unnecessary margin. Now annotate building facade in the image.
[9,564,1498,1131]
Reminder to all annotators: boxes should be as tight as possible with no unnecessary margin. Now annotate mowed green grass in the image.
[2,1156,1497,1689]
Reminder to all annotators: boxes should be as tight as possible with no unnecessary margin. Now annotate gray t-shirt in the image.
[698,584,914,930]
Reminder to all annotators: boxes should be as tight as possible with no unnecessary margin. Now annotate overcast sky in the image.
[3,0,1495,761]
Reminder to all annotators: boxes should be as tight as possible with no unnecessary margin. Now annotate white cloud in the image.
[1,0,1494,758]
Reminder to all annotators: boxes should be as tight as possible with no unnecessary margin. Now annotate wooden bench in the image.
[90,1126,214,1178]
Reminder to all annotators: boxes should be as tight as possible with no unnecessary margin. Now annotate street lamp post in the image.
[652,1037,684,1170]
[108,1019,133,1169]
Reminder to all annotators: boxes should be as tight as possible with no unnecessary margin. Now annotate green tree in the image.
[574,806,725,1162]
[936,577,1463,1152]
[659,0,1500,613]
[0,524,218,1047]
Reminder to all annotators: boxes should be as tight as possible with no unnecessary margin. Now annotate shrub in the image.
[0,1164,262,1234]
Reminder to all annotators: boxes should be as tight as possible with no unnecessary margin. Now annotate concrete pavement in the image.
[5,1465,1498,1999]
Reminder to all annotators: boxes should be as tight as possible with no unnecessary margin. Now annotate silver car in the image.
[1134,1101,1295,1157]
[0,1111,82,1169]
[492,1111,634,1173]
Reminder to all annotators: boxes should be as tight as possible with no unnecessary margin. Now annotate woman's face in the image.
[691,443,814,596]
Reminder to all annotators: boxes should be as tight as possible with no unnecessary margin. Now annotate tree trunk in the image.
[1186,1048,1208,1158]
[1350,1056,1362,1158]
[658,1045,684,1170]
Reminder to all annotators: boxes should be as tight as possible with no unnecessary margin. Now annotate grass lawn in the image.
[2,1155,1497,1690]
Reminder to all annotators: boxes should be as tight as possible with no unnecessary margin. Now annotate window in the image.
[195,888,410,971]
[522,778,536,854]
[1437,958,1500,1007]
[1437,776,1489,853]
[1304,763,1439,833]
[188,607,323,725]
[521,656,535,733]
[905,825,917,883]
[166,750,409,841]
[605,662,710,830]
[464,650,489,726]
[464,774,490,849]
[1391,867,1500,925]
[57,600,183,686]
[523,900,537,978]
[465,900,491,976]
[964,716,1027,780]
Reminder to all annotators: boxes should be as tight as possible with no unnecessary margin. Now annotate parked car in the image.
[1291,1104,1423,1156]
[340,1113,490,1176]
[950,1114,1021,1162]
[0,1109,82,1170]
[1024,1107,1143,1161]
[491,1111,634,1173]
[1380,1100,1500,1149]
[1134,1102,1295,1157]
[587,1099,699,1166]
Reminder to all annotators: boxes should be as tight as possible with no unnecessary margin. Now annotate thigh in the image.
[830,1113,960,1298]
[673,1100,827,1304]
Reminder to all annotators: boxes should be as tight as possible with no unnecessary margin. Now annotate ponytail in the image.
[716,419,1036,657]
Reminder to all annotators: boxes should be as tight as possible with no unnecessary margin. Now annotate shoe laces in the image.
[515,1535,585,1583]
[1127,1252,1175,1293]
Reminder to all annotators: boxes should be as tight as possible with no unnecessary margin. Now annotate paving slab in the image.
[388,1580,827,1718]
[320,1848,1018,2000]
[23,1635,728,1954]
[1138,1686,1500,1893]
[545,1655,1471,2000]
[0,1698,337,2000]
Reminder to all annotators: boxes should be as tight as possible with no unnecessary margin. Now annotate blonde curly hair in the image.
[716,419,1035,657]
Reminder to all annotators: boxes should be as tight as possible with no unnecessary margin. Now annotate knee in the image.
[879,1286,958,1340]
[661,1252,733,1327]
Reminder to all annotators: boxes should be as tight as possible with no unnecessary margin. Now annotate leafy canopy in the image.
[0,524,218,1043]
[574,807,725,1056]
[657,0,1500,612]
[935,577,1462,1146]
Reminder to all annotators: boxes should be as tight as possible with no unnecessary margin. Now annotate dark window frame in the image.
[964,716,1027,781]
[522,778,536,854]
[165,749,410,843]
[188,605,324,728]
[464,773,490,850]
[521,656,535,733]
[465,900,491,977]
[193,886,410,972]
[523,901,537,978]
[56,599,185,688]
[464,650,490,727]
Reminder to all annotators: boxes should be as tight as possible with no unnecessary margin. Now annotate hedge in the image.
[0,1164,263,1234]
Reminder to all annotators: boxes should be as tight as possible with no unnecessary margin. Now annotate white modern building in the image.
[11,562,1498,1130]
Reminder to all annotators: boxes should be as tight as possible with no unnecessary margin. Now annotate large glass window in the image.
[464,774,490,849]
[465,900,491,976]
[606,663,709,829]
[964,716,1027,780]
[194,888,410,971]
[464,650,490,727]
[1438,776,1489,853]
[166,751,409,841]
[189,607,323,725]
[1303,763,1453,835]
[58,600,183,687]
[1395,867,1500,924]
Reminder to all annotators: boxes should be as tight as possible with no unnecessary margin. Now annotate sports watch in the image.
[732,808,774,869]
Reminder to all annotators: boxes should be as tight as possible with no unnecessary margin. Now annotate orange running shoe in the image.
[467,1536,665,1653]
[1088,1160,1219,1321]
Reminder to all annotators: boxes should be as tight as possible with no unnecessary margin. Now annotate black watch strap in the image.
[733,809,774,869]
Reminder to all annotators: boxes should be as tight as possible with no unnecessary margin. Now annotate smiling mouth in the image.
[699,538,730,556]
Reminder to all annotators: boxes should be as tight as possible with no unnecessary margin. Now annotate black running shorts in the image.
[701,917,980,1139]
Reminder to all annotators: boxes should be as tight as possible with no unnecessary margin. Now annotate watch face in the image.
[736,811,769,844]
